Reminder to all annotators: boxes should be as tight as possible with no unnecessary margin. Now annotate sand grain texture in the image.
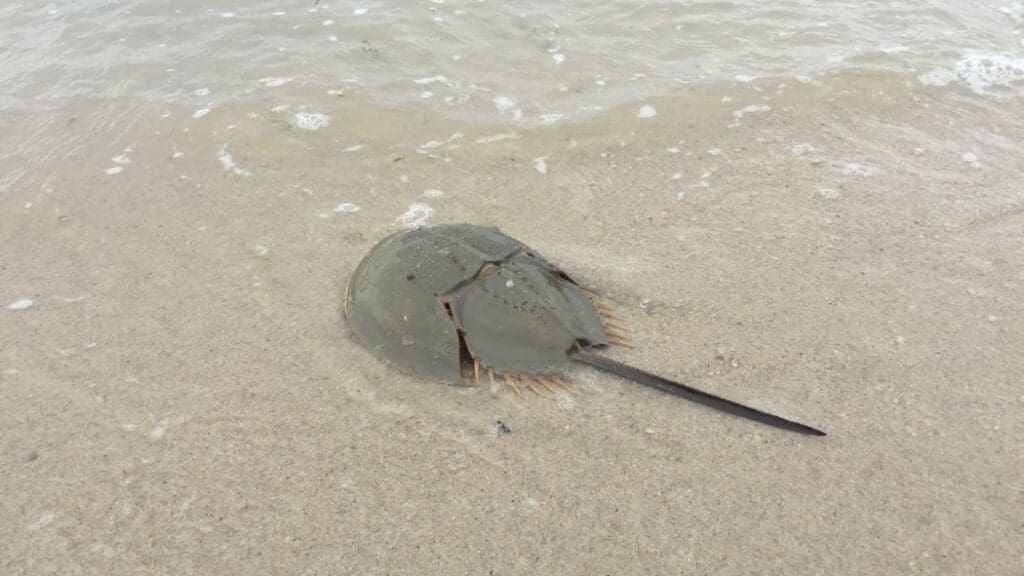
[2,72,1023,574]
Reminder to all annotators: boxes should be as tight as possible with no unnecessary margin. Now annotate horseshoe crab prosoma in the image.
[344,224,825,436]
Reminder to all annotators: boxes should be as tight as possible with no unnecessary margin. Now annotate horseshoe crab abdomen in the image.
[450,254,607,374]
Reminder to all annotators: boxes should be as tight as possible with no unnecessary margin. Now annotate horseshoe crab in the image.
[344,224,825,436]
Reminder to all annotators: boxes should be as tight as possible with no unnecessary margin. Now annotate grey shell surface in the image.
[344,224,607,384]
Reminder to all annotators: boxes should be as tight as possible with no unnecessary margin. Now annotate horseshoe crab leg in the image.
[605,334,635,348]
[535,375,557,394]
[521,376,545,397]
[552,375,577,395]
[602,318,631,332]
[570,348,826,436]
[503,373,523,397]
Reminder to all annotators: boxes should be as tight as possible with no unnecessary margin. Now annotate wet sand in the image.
[2,70,1023,574]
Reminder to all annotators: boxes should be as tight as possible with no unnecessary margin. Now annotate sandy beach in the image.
[3,2,1023,574]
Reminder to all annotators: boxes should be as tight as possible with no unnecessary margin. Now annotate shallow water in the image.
[3,2,1024,575]
[3,1,1024,185]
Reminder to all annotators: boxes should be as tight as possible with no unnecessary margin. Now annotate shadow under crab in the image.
[344,223,825,436]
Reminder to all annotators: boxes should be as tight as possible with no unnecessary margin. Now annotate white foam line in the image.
[218,146,252,176]
[474,133,520,144]
[396,203,433,228]
[7,299,33,310]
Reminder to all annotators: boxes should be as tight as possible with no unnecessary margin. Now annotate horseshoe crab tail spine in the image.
[569,349,826,436]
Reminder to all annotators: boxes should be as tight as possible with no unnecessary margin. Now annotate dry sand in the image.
[2,73,1023,574]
